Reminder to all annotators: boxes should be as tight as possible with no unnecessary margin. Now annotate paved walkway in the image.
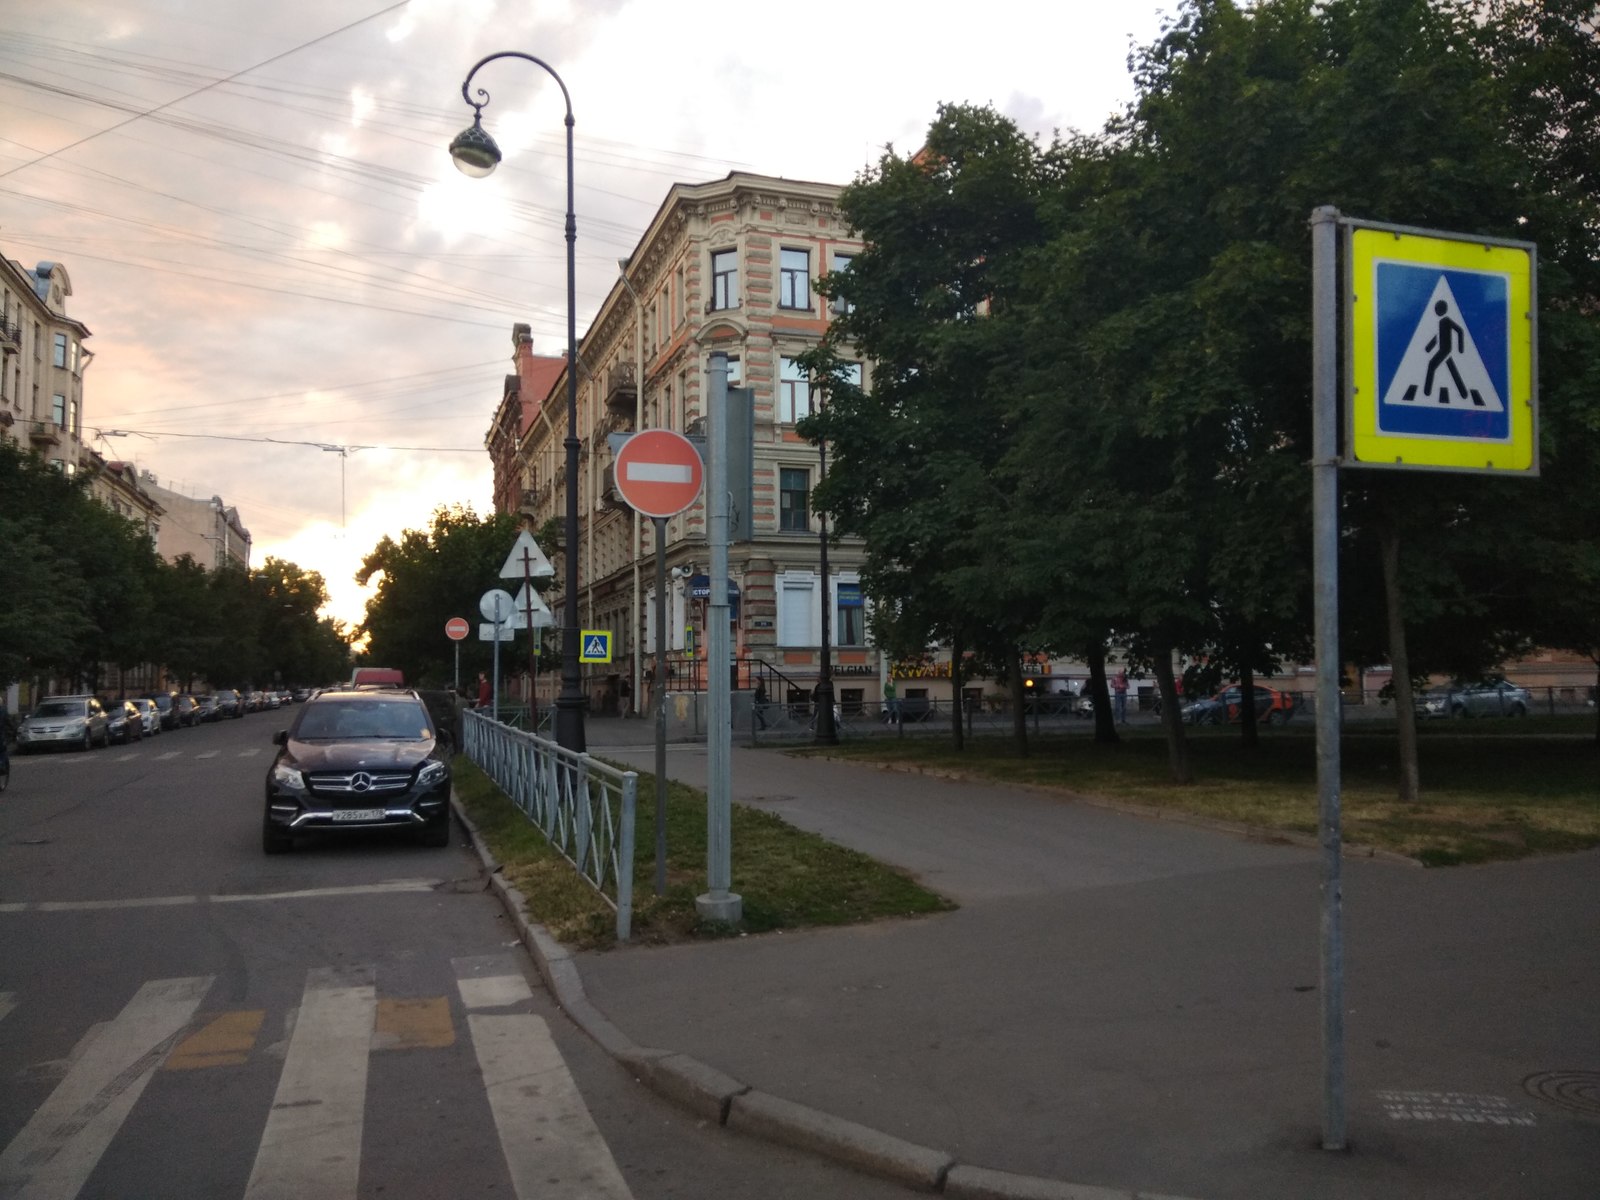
[546,719,1599,1198]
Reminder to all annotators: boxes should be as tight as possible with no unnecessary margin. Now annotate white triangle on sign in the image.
[499,529,555,580]
[510,582,555,628]
[1380,277,1504,413]
[584,634,607,657]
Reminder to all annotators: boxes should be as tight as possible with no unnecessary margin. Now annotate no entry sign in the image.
[445,617,470,641]
[613,429,703,518]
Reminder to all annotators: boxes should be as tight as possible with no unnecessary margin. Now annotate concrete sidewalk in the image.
[538,720,1599,1197]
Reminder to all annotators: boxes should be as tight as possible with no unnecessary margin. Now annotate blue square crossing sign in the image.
[1347,225,1536,474]
[579,630,612,663]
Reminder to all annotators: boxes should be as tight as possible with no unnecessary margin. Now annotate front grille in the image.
[306,770,413,797]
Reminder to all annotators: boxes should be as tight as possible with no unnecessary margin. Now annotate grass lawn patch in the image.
[452,755,953,952]
[798,718,1598,867]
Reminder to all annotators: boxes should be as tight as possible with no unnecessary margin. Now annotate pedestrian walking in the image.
[619,675,633,719]
[883,678,900,725]
[476,672,491,709]
[753,679,769,730]
[1112,668,1129,724]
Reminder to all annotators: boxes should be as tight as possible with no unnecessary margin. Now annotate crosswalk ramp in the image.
[0,958,633,1200]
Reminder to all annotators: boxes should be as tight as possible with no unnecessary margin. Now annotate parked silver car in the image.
[130,697,162,737]
[1418,676,1532,719]
[15,696,110,752]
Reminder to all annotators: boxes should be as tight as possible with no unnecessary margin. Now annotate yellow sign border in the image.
[579,629,613,663]
[1347,227,1536,474]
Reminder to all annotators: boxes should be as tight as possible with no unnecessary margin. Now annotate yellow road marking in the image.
[164,1009,265,1070]
[373,996,455,1050]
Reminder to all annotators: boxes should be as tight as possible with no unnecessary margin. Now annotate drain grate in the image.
[1523,1071,1600,1118]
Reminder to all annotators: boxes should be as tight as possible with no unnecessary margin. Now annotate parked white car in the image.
[15,696,110,752]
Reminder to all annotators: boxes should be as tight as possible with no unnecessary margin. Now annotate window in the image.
[780,248,811,310]
[779,468,810,532]
[829,253,855,314]
[841,362,862,391]
[779,357,812,424]
[836,580,865,646]
[51,393,66,426]
[52,333,67,368]
[710,249,738,311]
[779,576,815,646]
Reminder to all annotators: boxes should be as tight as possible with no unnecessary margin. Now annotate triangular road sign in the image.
[505,582,554,629]
[1381,277,1504,413]
[499,529,555,580]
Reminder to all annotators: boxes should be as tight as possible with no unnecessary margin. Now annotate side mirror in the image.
[273,729,288,746]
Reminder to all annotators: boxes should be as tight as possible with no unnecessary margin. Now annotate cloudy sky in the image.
[0,0,1171,628]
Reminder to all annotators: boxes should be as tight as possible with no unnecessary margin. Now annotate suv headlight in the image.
[416,761,449,788]
[271,762,307,791]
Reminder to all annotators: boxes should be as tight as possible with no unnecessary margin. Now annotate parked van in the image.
[350,667,406,689]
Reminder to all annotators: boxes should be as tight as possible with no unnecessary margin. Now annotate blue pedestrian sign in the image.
[1347,224,1536,474]
[579,630,613,663]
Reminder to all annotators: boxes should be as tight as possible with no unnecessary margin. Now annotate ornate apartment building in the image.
[1,256,91,474]
[491,172,884,713]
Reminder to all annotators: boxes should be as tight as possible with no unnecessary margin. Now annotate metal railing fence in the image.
[463,708,638,941]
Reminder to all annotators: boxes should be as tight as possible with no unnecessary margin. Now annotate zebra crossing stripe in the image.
[238,748,261,757]
[243,966,375,1200]
[0,976,212,1200]
[0,992,14,1025]
[467,1012,634,1200]
[155,751,181,761]
[195,751,219,760]
[452,954,534,1009]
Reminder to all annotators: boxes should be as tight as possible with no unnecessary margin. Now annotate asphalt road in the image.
[0,712,909,1200]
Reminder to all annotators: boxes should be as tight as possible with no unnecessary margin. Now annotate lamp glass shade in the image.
[449,121,502,178]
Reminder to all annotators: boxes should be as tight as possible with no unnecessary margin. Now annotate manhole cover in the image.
[1523,1071,1600,1118]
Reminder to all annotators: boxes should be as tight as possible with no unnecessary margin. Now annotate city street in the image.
[0,713,908,1200]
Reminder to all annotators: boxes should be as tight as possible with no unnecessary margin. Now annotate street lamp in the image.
[450,51,586,752]
[813,388,838,745]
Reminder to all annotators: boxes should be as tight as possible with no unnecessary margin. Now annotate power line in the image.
[0,0,414,180]
[97,427,482,453]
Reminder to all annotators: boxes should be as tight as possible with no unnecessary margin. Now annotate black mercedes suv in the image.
[263,689,452,853]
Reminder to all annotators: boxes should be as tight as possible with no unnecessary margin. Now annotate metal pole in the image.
[696,353,741,923]
[814,424,837,744]
[654,516,668,897]
[1311,204,1347,1152]
[454,50,585,753]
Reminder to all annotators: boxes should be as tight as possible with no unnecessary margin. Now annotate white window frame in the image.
[779,357,812,424]
[710,248,739,311]
[779,248,811,310]
[777,570,818,647]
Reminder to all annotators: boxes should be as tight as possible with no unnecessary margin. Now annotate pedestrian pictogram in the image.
[1347,225,1536,474]
[579,630,612,663]
[612,430,704,518]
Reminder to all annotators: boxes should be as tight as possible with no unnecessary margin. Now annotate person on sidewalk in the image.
[476,672,491,710]
[883,678,900,725]
[1112,668,1129,724]
[752,679,769,730]
[619,675,633,719]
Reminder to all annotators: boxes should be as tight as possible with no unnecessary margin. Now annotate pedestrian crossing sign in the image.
[579,630,612,663]
[1347,224,1536,474]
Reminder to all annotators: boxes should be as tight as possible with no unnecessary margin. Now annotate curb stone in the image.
[448,791,1205,1200]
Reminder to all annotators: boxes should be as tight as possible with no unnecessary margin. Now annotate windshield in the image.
[293,701,432,741]
[34,701,82,718]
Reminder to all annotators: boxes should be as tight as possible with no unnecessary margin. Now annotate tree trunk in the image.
[949,630,965,752]
[1010,655,1028,757]
[1239,661,1260,748]
[1087,643,1119,745]
[1380,519,1421,802]
[1152,650,1192,784]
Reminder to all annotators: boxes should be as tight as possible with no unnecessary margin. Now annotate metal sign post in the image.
[1310,206,1346,1152]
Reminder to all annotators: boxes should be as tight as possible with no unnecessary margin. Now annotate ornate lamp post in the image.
[450,52,585,752]
[813,390,838,745]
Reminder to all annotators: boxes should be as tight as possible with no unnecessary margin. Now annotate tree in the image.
[356,505,527,686]
[804,104,1054,753]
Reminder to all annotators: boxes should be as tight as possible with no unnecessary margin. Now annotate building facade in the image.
[499,172,883,714]
[1,256,91,475]
[141,474,252,570]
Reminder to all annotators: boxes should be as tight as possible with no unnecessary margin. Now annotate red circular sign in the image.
[613,430,704,518]
[445,617,470,642]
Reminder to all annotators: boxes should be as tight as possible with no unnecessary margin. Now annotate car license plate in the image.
[332,808,386,822]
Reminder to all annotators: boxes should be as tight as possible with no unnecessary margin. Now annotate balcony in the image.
[28,419,61,447]
[605,362,637,414]
[0,316,20,355]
